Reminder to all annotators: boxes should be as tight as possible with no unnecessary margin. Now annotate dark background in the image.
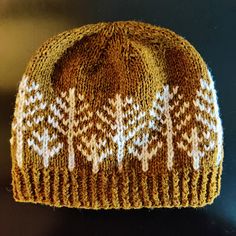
[0,0,236,235]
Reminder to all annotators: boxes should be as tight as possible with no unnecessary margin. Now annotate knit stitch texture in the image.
[10,20,224,209]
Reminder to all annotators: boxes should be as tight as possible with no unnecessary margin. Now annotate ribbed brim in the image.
[11,163,222,209]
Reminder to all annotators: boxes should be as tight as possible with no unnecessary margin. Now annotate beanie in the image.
[10,20,224,209]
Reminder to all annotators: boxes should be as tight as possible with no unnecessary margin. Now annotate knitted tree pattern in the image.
[148,85,191,170]
[27,129,63,168]
[48,88,93,171]
[11,76,47,167]
[10,21,224,209]
[14,75,222,172]
[177,71,223,169]
[96,94,147,171]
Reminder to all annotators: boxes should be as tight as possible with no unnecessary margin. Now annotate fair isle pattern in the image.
[12,73,222,173]
[149,85,191,170]
[27,129,63,168]
[177,69,223,169]
[200,70,223,165]
[48,88,93,171]
[177,127,205,170]
[78,134,113,174]
[127,133,162,172]
[11,75,47,167]
[96,94,146,171]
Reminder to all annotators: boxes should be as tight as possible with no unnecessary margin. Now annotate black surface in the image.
[0,0,236,235]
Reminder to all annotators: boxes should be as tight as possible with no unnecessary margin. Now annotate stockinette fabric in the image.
[10,20,224,209]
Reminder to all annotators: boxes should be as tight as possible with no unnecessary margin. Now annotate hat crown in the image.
[30,20,204,109]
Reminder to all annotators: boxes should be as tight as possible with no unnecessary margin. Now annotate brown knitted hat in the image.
[10,20,224,209]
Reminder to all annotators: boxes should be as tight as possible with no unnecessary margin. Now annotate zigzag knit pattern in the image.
[10,20,224,209]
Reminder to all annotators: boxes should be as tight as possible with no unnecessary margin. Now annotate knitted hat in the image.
[10,20,224,209]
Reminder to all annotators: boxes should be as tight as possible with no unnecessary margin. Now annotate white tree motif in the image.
[48,88,93,171]
[177,70,222,169]
[148,85,190,170]
[127,132,162,172]
[12,75,46,167]
[28,129,63,168]
[12,72,222,172]
[193,70,223,166]
[77,134,113,174]
[96,94,146,170]
[177,127,205,170]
